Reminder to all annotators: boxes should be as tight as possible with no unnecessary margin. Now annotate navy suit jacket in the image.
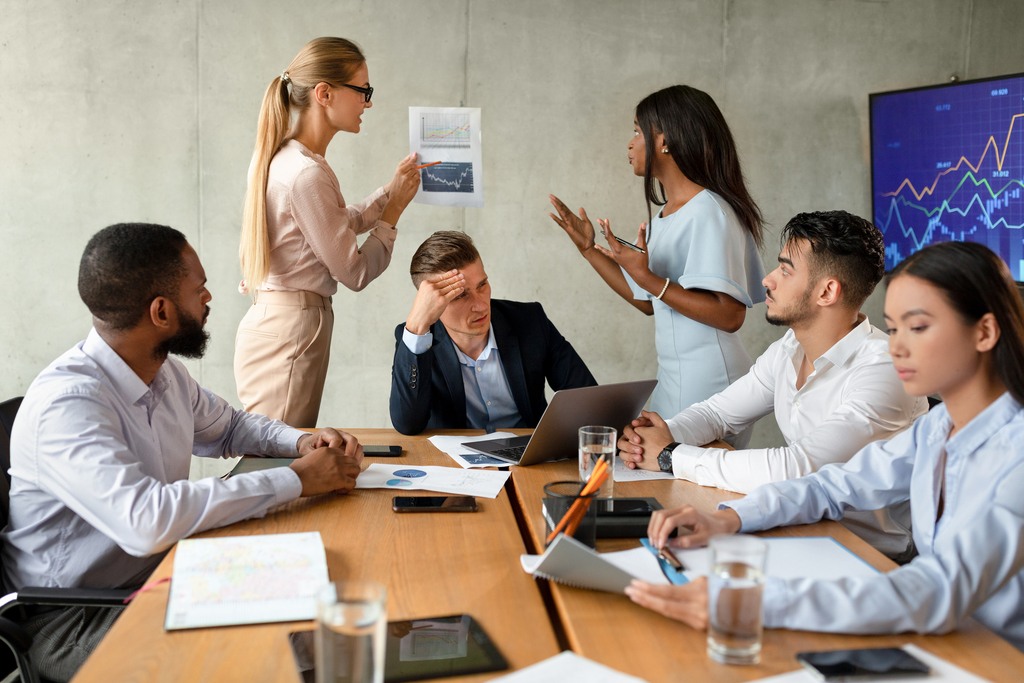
[389,299,596,435]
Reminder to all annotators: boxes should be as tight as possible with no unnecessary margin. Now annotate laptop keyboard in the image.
[492,445,527,459]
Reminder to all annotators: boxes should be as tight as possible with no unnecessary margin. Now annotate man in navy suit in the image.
[390,231,596,435]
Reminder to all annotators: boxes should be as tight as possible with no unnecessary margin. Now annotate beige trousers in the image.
[234,290,334,427]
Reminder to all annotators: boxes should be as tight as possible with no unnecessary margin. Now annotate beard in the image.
[764,288,815,328]
[156,305,210,359]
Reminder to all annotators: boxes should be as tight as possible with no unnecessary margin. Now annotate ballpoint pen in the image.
[658,546,685,571]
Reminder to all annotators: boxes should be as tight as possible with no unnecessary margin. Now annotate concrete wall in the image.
[2,0,1022,477]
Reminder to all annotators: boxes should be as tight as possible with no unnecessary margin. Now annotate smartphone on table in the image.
[796,647,930,680]
[392,496,478,512]
[363,444,403,457]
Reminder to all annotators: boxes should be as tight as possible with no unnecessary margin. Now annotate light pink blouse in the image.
[256,139,396,297]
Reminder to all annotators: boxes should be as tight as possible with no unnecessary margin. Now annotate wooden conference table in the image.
[75,430,1024,682]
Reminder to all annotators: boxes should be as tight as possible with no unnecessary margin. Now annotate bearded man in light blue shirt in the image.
[1,223,364,682]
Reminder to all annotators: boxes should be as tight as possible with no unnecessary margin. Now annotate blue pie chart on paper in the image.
[386,479,414,487]
[393,469,427,478]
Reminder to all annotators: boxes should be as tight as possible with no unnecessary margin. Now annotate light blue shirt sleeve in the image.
[721,402,1024,645]
[402,326,434,355]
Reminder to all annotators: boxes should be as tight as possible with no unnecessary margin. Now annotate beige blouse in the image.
[255,139,396,297]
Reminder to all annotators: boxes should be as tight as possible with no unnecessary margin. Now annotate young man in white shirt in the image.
[1,223,364,681]
[618,210,928,560]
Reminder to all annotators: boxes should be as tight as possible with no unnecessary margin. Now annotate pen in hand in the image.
[601,227,646,254]
[415,161,443,170]
[658,546,685,571]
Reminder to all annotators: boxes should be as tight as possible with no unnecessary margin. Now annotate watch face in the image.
[658,449,674,473]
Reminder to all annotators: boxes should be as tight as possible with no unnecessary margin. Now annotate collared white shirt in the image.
[725,393,1024,650]
[665,316,928,556]
[1,329,305,591]
[402,325,521,431]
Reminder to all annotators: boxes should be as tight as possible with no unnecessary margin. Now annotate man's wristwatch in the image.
[657,442,679,473]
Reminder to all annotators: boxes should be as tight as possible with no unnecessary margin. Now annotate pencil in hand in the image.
[414,161,442,170]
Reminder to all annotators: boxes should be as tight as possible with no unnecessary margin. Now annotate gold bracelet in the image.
[655,277,671,300]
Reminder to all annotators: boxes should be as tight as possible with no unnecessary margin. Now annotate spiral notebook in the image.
[519,534,668,593]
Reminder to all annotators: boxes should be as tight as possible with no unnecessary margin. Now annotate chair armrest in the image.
[0,587,133,617]
[16,586,133,608]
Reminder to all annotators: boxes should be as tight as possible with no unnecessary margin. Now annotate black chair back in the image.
[0,397,24,530]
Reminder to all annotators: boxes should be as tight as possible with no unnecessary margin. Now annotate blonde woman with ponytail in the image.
[235,37,420,427]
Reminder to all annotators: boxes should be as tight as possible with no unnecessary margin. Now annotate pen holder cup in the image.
[542,481,598,548]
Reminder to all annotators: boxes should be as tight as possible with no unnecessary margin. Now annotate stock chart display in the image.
[871,74,1024,278]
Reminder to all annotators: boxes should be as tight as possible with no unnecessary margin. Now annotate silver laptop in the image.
[461,379,657,466]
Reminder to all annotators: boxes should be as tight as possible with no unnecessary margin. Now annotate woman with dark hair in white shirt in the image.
[632,241,1024,650]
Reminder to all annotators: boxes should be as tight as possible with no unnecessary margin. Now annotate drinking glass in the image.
[578,425,616,501]
[316,580,387,683]
[707,535,766,665]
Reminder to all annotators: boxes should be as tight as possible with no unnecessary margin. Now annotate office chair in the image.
[0,396,131,683]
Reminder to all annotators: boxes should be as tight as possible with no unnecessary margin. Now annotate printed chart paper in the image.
[355,463,509,498]
[164,531,328,630]
[409,107,483,207]
[428,432,517,469]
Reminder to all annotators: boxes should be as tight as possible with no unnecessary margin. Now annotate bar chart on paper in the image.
[871,74,1024,277]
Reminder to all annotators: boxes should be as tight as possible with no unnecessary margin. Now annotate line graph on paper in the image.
[420,112,471,148]
[421,162,475,193]
[871,75,1024,276]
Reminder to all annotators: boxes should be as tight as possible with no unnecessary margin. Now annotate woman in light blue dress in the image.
[550,85,765,429]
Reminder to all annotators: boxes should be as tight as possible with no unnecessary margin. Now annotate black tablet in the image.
[288,614,508,683]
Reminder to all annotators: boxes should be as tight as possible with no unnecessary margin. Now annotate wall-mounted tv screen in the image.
[870,73,1024,278]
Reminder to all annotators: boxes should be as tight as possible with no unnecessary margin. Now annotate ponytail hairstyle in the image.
[239,37,366,291]
[635,85,763,247]
[888,241,1024,404]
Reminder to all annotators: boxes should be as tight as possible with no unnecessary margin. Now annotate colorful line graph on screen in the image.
[871,74,1024,277]
[420,112,471,148]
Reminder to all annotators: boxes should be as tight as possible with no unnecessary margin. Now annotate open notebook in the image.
[520,534,878,594]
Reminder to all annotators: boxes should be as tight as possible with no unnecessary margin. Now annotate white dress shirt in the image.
[724,393,1024,650]
[402,325,520,431]
[1,329,305,592]
[665,317,928,557]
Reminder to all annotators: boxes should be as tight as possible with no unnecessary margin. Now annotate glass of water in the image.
[578,425,616,501]
[316,580,387,683]
[707,535,767,665]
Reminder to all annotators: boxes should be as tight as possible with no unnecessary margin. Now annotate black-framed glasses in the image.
[339,83,373,103]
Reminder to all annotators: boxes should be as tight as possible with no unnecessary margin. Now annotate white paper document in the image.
[522,536,879,594]
[750,643,991,683]
[355,463,509,498]
[409,106,483,207]
[428,432,517,469]
[613,466,674,482]
[486,651,649,683]
[164,531,328,630]
[668,536,879,583]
